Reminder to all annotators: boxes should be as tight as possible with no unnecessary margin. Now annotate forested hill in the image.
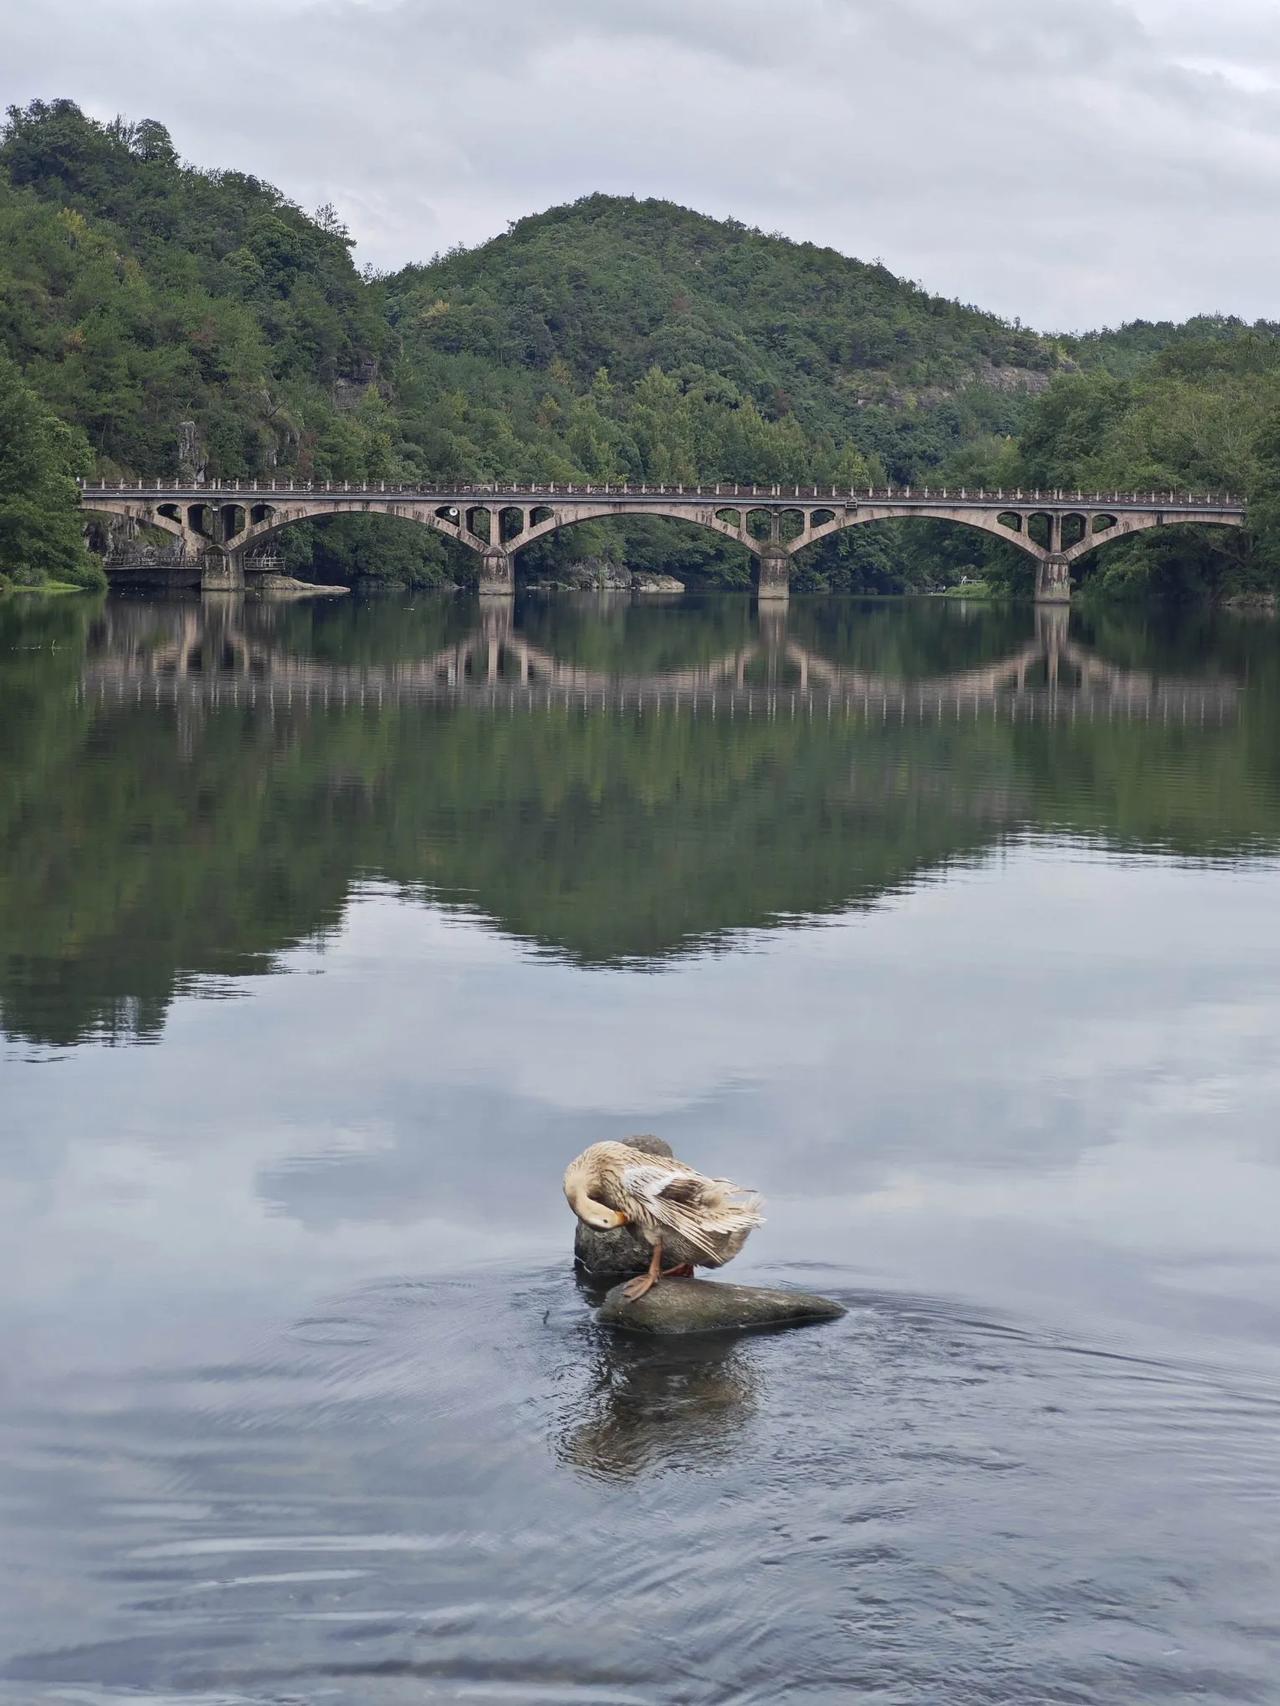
[0,99,1066,490]
[0,99,387,480]
[0,96,1097,497]
[2,98,1280,599]
[383,194,1062,484]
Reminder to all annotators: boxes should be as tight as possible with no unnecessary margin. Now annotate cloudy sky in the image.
[4,0,1280,330]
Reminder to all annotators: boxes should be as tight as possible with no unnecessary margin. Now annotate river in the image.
[2,589,1280,1705]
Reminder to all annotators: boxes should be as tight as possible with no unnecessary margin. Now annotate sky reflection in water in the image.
[2,592,1280,1704]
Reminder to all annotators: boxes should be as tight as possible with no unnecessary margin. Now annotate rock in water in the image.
[573,1134,672,1277]
[598,1277,846,1335]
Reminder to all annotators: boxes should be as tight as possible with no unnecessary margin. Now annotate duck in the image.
[563,1140,765,1302]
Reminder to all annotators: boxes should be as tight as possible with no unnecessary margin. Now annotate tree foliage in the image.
[0,99,388,482]
[0,353,101,589]
[1002,337,1280,598]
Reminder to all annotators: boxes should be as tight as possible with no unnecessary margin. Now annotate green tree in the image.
[1010,338,1278,597]
[1246,403,1280,580]
[0,356,102,589]
[131,119,177,166]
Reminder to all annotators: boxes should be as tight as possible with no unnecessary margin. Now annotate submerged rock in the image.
[573,1134,671,1277]
[598,1276,846,1335]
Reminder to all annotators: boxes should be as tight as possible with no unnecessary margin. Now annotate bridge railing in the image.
[77,478,1244,510]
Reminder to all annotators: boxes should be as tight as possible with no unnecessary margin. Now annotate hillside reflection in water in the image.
[1,591,1270,1044]
[2,591,1280,1706]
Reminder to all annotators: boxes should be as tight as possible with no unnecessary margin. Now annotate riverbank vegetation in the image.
[1,98,1278,599]
[0,354,103,592]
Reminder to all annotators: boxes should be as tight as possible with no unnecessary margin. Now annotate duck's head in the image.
[563,1154,628,1231]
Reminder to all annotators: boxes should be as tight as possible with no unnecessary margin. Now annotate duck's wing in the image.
[620,1162,763,1260]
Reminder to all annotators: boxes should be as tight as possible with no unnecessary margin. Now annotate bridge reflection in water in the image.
[81,600,1240,726]
[5,591,1268,1048]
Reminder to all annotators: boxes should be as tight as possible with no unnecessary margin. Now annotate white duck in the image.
[564,1140,764,1301]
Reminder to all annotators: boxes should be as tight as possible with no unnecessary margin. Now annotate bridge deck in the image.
[79,480,1245,517]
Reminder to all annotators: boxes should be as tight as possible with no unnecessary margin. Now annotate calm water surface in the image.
[3,590,1280,1704]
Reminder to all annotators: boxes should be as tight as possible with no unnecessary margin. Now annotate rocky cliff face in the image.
[528,561,685,594]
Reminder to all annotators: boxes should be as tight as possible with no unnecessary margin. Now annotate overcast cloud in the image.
[4,0,1280,329]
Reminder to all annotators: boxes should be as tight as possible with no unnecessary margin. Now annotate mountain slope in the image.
[0,99,390,479]
[0,102,1067,491]
[384,193,1061,482]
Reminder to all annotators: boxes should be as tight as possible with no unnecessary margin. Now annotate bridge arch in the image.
[225,500,488,562]
[787,503,1245,575]
[791,505,1050,565]
[1059,511,1243,566]
[514,502,763,558]
[80,499,189,545]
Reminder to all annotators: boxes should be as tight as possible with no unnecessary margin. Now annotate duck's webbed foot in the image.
[661,1263,695,1278]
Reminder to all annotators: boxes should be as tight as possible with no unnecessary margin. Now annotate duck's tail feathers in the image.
[620,1161,765,1259]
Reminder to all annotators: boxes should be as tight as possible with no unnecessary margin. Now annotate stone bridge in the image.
[80,603,1239,726]
[79,479,1247,601]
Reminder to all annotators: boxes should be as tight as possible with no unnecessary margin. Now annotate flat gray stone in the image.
[573,1134,672,1278]
[597,1276,846,1335]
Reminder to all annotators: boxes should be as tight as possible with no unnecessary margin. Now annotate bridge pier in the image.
[201,550,245,593]
[1035,556,1071,604]
[478,547,515,598]
[756,545,791,602]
